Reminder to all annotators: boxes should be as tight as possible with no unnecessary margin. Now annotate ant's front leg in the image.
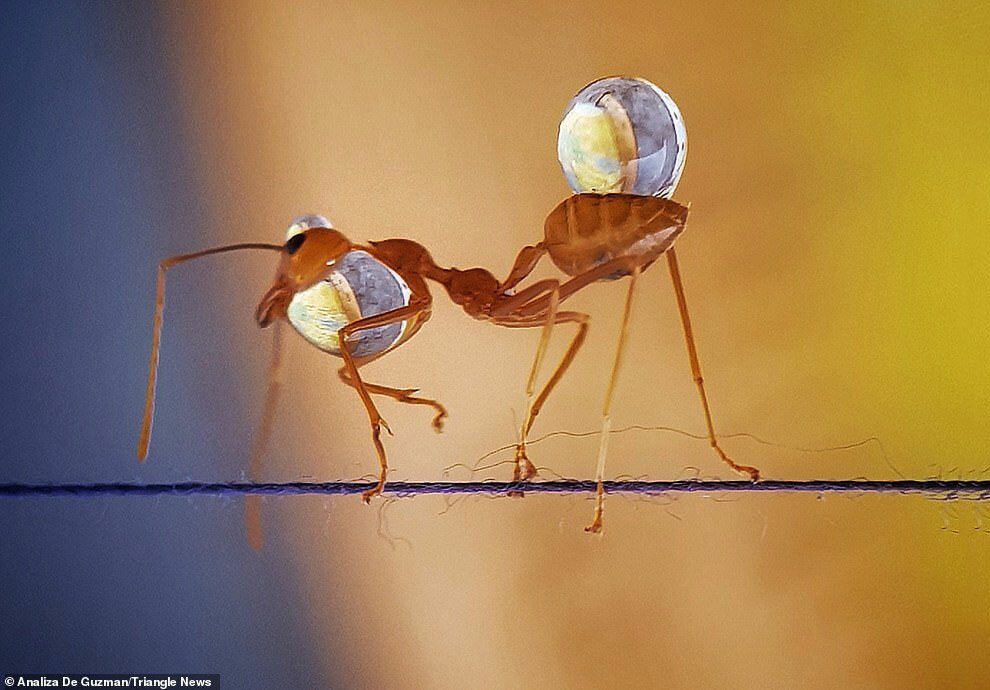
[498,242,547,293]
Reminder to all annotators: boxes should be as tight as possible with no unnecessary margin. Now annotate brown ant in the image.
[137,76,758,542]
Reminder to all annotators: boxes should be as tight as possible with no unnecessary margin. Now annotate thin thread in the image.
[1,479,989,499]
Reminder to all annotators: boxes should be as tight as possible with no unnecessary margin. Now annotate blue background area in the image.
[0,4,328,685]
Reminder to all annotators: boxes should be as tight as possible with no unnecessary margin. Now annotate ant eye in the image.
[557,76,687,198]
[285,233,307,255]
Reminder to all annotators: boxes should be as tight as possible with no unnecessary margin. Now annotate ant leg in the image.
[525,285,560,402]
[498,242,547,292]
[666,248,759,481]
[515,284,560,481]
[484,254,654,485]
[491,308,590,481]
[587,266,640,533]
[508,254,642,317]
[337,368,447,432]
[338,301,433,502]
[490,278,561,317]
[489,256,646,481]
[245,319,285,550]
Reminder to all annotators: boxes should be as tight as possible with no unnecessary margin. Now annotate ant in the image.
[136,213,628,546]
[137,76,758,542]
[137,195,755,539]
[528,76,761,531]
[531,194,759,532]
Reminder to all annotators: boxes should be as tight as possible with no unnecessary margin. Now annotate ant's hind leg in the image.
[337,368,448,432]
[666,248,759,481]
[498,242,547,293]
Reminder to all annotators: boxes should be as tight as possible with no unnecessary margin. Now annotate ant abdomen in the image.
[543,193,688,278]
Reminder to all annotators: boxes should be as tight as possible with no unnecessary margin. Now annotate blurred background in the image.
[1,1,988,687]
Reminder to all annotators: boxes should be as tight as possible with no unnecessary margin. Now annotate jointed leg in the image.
[338,301,433,502]
[586,265,640,533]
[505,254,642,317]
[516,285,560,480]
[337,367,447,432]
[491,278,561,317]
[493,306,590,482]
[666,248,759,481]
[525,286,560,401]
[498,242,547,293]
[245,320,285,550]
[491,254,645,482]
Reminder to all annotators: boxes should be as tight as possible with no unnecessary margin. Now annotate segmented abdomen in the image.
[543,193,689,278]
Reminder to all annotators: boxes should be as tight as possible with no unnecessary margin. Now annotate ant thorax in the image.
[286,250,412,357]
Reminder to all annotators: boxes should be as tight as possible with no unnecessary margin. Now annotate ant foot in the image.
[584,515,603,534]
[714,445,760,482]
[431,408,448,433]
[509,444,537,497]
[726,457,760,481]
[739,465,760,482]
[377,418,393,436]
[585,483,605,533]
[512,444,539,480]
[362,477,386,503]
[520,457,538,481]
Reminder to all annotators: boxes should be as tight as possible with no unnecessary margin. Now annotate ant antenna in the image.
[137,242,283,461]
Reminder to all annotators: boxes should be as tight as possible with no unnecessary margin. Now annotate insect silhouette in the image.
[136,76,757,542]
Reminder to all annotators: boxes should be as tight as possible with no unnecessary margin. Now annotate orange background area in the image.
[163,2,989,686]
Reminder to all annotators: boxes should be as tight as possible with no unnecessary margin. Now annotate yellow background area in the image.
[163,2,989,687]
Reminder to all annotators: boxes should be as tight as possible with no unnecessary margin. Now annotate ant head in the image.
[279,227,351,287]
[256,226,352,327]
